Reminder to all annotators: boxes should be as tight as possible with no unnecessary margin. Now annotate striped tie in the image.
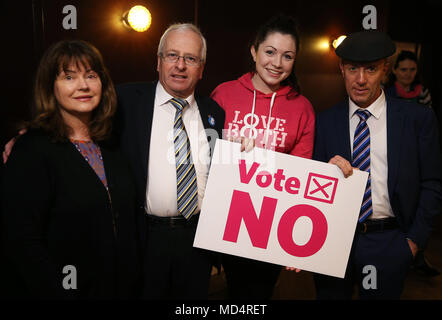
[170,98,199,220]
[352,109,372,222]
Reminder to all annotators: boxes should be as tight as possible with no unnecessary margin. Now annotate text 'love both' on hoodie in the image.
[211,72,315,158]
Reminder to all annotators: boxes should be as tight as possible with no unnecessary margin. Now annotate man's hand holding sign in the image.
[194,140,367,278]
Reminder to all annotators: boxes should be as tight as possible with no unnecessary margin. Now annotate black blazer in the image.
[115,81,226,209]
[1,130,141,299]
[313,97,441,248]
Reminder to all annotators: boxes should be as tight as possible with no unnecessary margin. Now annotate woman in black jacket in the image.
[1,40,142,299]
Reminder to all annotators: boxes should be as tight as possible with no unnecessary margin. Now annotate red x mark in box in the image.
[304,173,339,204]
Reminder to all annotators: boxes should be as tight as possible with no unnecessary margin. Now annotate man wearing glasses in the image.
[115,23,225,299]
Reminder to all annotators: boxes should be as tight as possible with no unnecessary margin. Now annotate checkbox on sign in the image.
[304,173,339,204]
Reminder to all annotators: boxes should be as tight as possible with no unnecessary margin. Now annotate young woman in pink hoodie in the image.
[211,14,315,299]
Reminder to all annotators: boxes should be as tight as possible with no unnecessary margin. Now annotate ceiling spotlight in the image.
[332,35,347,49]
[122,5,152,32]
[316,38,331,51]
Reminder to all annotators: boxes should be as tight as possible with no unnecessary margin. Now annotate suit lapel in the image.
[196,96,210,131]
[196,96,219,159]
[336,102,352,162]
[136,82,156,182]
[386,98,404,200]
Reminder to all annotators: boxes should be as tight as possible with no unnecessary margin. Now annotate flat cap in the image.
[335,30,396,62]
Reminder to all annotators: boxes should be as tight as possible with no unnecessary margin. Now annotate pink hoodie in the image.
[211,72,315,158]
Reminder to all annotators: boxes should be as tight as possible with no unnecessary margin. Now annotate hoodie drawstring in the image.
[246,90,276,149]
[264,92,277,149]
[250,90,257,129]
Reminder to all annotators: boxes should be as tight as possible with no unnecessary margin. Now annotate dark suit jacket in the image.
[313,96,441,249]
[1,130,141,299]
[115,81,226,210]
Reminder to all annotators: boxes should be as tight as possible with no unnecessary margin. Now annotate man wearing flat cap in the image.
[313,30,441,299]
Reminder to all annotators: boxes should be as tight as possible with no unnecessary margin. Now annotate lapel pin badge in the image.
[208,115,215,127]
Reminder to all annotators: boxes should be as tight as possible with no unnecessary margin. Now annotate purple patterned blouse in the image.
[71,139,108,189]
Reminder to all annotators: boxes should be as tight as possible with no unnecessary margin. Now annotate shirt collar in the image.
[349,89,385,120]
[155,81,196,110]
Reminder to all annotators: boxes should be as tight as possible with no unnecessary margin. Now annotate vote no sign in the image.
[194,140,369,278]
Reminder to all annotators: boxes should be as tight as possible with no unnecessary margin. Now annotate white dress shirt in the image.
[349,90,394,220]
[146,82,211,217]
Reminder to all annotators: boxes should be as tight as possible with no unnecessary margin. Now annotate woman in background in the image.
[1,40,142,299]
[385,50,439,277]
[385,50,432,107]
[211,14,315,299]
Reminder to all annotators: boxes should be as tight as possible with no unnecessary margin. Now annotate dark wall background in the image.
[1,0,441,147]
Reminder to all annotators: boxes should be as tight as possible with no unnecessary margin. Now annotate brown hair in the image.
[31,40,116,142]
[251,14,301,96]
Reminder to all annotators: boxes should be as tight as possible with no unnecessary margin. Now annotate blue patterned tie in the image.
[352,109,372,222]
[170,98,199,219]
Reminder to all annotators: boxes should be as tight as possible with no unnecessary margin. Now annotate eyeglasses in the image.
[160,52,202,66]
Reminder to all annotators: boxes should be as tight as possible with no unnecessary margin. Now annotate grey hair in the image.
[157,23,207,62]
